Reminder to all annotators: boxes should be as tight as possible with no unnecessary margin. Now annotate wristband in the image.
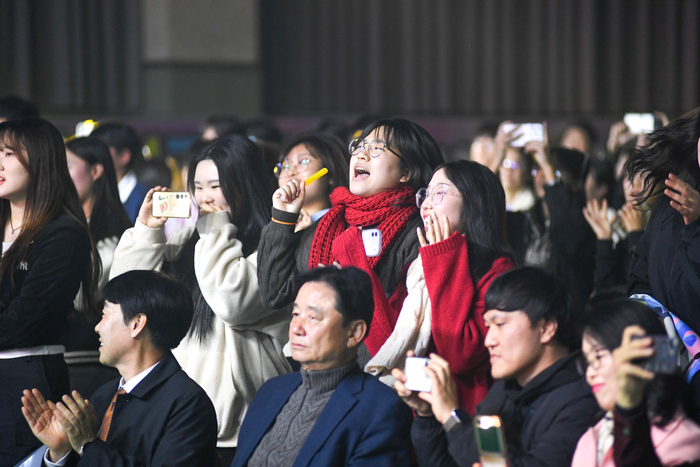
[271,217,296,226]
[442,409,463,433]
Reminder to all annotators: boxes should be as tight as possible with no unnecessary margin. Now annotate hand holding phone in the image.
[502,123,545,147]
[152,192,192,218]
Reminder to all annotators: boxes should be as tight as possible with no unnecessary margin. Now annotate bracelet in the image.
[271,217,296,226]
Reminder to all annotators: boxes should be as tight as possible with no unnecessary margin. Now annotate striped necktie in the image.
[98,388,126,441]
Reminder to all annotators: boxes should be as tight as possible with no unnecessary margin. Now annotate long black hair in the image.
[65,137,131,243]
[624,108,700,206]
[440,160,515,281]
[0,118,99,314]
[173,134,274,343]
[582,298,697,426]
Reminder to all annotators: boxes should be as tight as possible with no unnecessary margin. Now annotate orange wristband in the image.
[271,217,296,226]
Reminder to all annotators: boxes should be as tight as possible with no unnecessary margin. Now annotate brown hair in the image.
[0,118,100,315]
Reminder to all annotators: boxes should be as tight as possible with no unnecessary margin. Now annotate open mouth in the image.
[353,166,370,180]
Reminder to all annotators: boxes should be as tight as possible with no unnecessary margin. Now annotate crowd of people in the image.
[1,93,700,467]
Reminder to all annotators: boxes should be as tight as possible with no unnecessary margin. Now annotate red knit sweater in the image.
[333,228,514,415]
[421,232,513,415]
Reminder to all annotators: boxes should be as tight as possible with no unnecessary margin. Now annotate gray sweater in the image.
[247,361,357,467]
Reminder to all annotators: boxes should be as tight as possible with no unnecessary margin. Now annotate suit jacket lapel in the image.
[292,368,364,467]
[237,373,303,465]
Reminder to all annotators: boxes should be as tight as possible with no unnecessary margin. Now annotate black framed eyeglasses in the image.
[348,138,405,163]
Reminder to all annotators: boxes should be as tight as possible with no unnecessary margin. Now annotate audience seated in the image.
[362,161,514,415]
[232,266,412,467]
[21,270,218,466]
[394,267,599,467]
[110,134,291,465]
[257,117,444,367]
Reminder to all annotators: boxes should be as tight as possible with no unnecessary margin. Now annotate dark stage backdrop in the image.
[0,0,140,114]
[261,0,699,117]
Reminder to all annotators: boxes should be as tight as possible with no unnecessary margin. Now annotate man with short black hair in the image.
[396,267,599,467]
[21,270,218,467]
[232,266,412,467]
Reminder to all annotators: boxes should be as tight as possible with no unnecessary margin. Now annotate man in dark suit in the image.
[232,266,412,467]
[20,270,218,467]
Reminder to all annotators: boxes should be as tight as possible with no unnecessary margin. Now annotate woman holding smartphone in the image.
[572,299,700,467]
[111,134,291,465]
[0,118,97,466]
[257,118,444,359]
[358,161,514,413]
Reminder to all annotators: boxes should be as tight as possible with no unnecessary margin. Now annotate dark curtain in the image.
[261,0,700,117]
[0,0,140,114]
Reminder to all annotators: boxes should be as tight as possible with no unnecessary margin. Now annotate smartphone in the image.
[474,415,508,467]
[624,113,655,135]
[403,357,432,393]
[632,335,680,374]
[361,228,382,257]
[502,123,545,147]
[152,192,192,218]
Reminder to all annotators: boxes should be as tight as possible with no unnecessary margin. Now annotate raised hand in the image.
[665,173,700,225]
[613,326,655,410]
[137,187,169,228]
[583,199,614,240]
[273,179,305,214]
[418,353,460,424]
[54,390,99,453]
[618,202,649,233]
[417,213,453,247]
[21,388,72,461]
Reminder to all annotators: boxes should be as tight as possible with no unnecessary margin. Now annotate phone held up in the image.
[502,123,545,147]
[474,415,508,467]
[631,334,680,374]
[152,192,192,218]
[403,357,432,393]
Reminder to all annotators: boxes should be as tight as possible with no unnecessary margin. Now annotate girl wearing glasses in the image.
[274,134,349,232]
[572,299,700,467]
[366,160,514,413]
[258,118,443,360]
[499,146,536,212]
[111,134,291,465]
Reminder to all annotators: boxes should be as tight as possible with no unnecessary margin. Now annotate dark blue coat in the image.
[232,366,413,467]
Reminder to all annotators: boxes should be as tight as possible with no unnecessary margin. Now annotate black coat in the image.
[68,352,218,467]
[411,352,600,467]
[629,199,700,334]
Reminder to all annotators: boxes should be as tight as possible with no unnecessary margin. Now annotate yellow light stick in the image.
[304,168,328,186]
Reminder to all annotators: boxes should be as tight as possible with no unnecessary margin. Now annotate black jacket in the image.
[629,199,700,334]
[0,215,91,350]
[68,352,218,467]
[593,230,643,293]
[411,352,600,467]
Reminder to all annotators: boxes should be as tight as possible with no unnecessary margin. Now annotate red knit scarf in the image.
[308,186,416,270]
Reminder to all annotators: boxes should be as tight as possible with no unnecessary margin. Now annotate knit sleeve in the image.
[194,211,275,328]
[422,233,513,376]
